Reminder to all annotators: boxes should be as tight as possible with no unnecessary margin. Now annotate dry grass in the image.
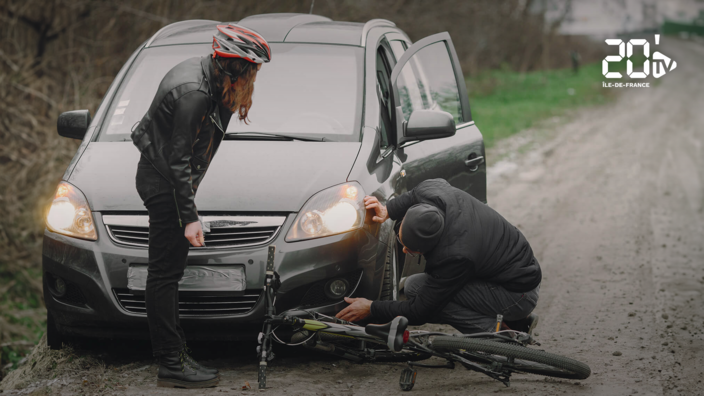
[0,334,157,394]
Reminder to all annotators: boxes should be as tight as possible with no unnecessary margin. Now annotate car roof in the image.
[145,13,395,48]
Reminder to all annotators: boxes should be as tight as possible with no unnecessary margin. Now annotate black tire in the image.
[46,312,63,350]
[379,232,398,301]
[372,350,432,363]
[432,336,591,380]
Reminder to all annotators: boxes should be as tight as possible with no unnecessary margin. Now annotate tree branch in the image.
[117,4,170,24]
[46,6,92,42]
[11,82,58,108]
[1,6,44,32]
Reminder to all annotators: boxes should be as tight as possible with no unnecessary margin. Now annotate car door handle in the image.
[465,155,484,171]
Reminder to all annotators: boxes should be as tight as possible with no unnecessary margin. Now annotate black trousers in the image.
[405,273,539,334]
[135,155,191,356]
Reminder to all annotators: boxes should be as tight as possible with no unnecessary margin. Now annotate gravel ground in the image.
[1,38,702,396]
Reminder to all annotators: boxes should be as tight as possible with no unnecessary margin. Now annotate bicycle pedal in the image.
[399,368,417,391]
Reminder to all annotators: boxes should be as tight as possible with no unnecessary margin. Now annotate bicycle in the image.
[257,246,591,391]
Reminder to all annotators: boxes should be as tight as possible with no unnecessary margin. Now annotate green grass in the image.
[0,270,46,375]
[466,62,611,148]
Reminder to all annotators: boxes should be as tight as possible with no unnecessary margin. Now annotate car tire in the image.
[47,312,63,350]
[380,231,399,301]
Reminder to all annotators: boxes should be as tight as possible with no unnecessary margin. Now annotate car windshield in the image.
[97,43,364,142]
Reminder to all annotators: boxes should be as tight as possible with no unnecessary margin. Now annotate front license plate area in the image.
[127,265,246,295]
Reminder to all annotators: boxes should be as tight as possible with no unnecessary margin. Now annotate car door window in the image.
[395,57,426,122]
[395,42,462,124]
[390,33,471,130]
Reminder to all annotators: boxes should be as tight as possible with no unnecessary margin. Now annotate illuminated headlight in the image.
[46,182,97,240]
[286,182,365,242]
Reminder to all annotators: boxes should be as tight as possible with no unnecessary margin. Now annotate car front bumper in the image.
[43,213,388,340]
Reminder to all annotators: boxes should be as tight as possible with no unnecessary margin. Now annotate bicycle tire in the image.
[432,336,591,380]
[371,349,432,363]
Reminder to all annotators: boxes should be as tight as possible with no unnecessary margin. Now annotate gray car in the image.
[43,13,486,349]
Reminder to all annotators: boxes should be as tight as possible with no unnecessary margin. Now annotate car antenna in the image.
[309,0,315,14]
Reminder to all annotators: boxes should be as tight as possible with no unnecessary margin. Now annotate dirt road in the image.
[2,38,702,396]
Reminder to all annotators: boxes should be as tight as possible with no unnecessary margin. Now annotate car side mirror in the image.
[398,109,455,147]
[57,110,91,140]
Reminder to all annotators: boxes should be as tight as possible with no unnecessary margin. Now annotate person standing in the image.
[131,24,271,388]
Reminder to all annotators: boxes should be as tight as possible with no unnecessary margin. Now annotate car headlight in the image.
[46,181,97,240]
[286,182,365,242]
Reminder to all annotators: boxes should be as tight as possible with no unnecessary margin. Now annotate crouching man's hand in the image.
[364,196,389,223]
[336,297,372,322]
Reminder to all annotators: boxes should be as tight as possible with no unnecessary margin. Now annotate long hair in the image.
[212,57,258,124]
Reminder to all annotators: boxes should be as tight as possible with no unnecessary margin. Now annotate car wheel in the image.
[47,312,63,350]
[380,232,399,301]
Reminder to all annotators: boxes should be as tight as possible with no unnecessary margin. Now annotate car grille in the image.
[60,282,88,307]
[103,214,286,249]
[113,289,262,317]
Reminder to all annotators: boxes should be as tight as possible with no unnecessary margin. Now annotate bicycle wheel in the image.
[432,336,591,380]
[370,349,432,362]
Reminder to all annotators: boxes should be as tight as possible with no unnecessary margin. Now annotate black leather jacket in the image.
[131,56,232,225]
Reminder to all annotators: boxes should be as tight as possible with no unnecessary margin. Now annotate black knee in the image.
[403,273,427,299]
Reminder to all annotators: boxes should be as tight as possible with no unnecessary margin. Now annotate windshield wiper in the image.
[225,132,325,142]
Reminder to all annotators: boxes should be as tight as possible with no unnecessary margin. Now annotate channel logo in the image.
[603,34,676,79]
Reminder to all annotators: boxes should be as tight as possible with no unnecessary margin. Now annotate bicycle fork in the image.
[258,246,280,390]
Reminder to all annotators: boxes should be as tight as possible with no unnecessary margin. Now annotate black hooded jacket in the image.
[131,56,232,225]
[370,179,542,324]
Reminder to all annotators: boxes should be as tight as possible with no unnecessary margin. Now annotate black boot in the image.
[157,350,219,388]
[183,345,219,376]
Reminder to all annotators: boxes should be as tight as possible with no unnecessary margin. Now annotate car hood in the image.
[69,141,361,213]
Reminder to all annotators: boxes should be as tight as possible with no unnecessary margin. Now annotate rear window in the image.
[97,43,364,142]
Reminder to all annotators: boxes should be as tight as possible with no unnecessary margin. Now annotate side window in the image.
[396,56,428,122]
[395,41,463,124]
[376,44,394,148]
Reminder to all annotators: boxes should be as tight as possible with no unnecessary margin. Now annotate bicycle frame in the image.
[256,246,539,390]
[257,247,390,389]
[298,319,380,341]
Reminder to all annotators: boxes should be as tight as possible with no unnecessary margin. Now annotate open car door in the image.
[390,33,487,296]
[389,32,471,147]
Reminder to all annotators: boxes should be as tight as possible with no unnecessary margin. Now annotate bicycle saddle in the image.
[365,316,409,352]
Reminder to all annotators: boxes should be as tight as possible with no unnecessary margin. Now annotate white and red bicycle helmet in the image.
[212,24,271,64]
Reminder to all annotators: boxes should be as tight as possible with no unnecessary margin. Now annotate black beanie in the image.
[400,204,445,253]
